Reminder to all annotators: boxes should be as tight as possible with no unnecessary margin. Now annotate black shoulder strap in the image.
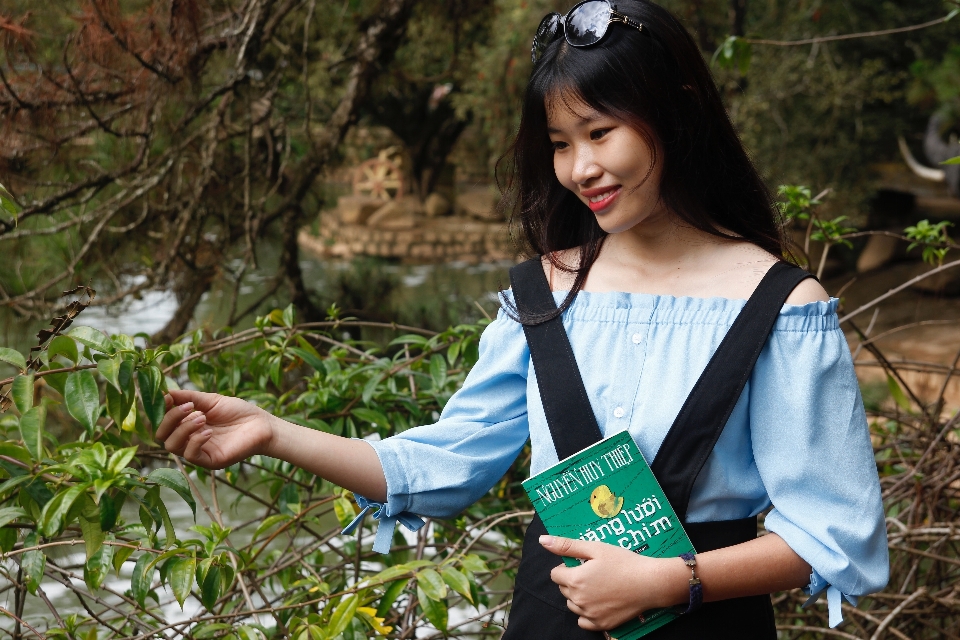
[510,258,813,520]
[509,259,603,461]
[649,261,812,520]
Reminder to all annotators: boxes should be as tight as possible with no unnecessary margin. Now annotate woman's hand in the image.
[156,389,275,470]
[542,535,685,631]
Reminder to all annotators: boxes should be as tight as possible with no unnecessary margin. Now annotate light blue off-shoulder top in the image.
[362,290,889,627]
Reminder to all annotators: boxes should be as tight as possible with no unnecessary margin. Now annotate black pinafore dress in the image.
[501,259,811,640]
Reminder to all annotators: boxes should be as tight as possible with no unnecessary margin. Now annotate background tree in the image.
[0,0,418,343]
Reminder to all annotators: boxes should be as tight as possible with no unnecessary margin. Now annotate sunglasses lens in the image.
[532,13,561,63]
[566,0,610,47]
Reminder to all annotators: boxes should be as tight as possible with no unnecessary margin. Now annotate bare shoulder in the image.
[711,243,828,303]
[785,276,830,305]
[724,243,829,304]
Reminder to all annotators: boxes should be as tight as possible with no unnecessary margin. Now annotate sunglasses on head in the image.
[531,0,644,65]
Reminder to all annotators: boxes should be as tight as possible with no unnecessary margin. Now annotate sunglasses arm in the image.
[609,9,643,32]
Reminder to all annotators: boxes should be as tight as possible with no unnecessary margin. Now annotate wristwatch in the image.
[679,552,702,614]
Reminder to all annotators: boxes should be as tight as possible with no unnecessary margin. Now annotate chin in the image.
[594,213,645,235]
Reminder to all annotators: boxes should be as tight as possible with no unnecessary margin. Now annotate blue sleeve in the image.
[365,308,531,520]
[750,306,889,627]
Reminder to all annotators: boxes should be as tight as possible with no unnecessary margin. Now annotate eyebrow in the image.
[546,113,604,134]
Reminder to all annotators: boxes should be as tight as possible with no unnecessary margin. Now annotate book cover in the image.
[521,430,696,639]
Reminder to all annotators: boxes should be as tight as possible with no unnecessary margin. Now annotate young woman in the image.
[157,1,889,637]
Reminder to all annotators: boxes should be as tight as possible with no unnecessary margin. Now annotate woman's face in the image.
[546,93,666,235]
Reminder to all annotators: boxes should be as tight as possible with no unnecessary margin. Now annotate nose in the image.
[570,145,602,185]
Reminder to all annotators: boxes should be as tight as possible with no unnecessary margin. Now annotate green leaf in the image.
[351,407,389,428]
[112,544,136,576]
[105,358,135,427]
[886,375,912,412]
[0,347,26,372]
[0,528,15,553]
[441,567,472,603]
[44,371,67,397]
[79,507,105,559]
[145,486,176,546]
[447,340,461,366]
[333,495,356,528]
[84,539,114,590]
[20,405,46,461]
[108,446,138,476]
[11,374,34,414]
[0,183,21,216]
[41,484,87,537]
[98,492,119,532]
[65,370,100,434]
[68,327,115,354]
[147,468,196,518]
[137,366,166,429]
[192,623,234,639]
[200,563,222,610]
[169,554,196,608]
[288,347,325,372]
[417,584,448,631]
[460,554,489,574]
[429,354,447,388]
[327,594,359,638]
[0,442,31,464]
[416,568,447,601]
[97,357,121,391]
[376,579,408,618]
[47,335,79,365]
[252,513,290,540]
[132,552,157,607]
[0,506,27,528]
[282,303,295,327]
[22,531,46,595]
[941,155,960,165]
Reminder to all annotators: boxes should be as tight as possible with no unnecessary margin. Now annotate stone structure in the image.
[299,192,514,262]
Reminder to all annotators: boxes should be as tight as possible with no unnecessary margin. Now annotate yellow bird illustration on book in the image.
[589,485,624,518]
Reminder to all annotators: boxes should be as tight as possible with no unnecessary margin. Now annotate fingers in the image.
[577,617,602,632]
[183,428,213,466]
[155,399,196,443]
[540,535,596,560]
[162,410,206,455]
[166,388,221,412]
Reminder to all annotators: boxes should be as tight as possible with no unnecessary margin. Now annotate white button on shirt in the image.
[632,333,643,344]
[613,406,625,418]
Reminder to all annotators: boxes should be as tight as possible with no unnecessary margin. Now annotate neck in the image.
[603,207,716,271]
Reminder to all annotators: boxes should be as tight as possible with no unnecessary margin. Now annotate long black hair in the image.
[498,0,785,322]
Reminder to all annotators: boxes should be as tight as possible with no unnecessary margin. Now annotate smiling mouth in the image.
[584,187,621,212]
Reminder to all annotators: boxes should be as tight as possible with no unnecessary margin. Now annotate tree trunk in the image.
[151,266,218,345]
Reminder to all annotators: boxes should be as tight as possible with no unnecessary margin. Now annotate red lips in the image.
[582,186,622,213]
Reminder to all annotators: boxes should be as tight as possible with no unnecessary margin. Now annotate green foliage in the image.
[712,36,753,75]
[904,219,954,264]
[0,309,512,637]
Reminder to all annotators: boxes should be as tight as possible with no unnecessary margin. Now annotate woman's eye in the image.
[551,140,569,151]
[590,128,610,141]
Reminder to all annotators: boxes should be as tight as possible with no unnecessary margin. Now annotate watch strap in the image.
[680,552,703,614]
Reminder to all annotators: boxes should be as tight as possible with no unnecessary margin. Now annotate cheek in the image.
[553,154,577,192]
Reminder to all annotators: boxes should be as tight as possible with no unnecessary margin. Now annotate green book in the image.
[521,430,696,639]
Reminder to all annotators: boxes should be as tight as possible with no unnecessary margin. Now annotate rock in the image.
[909,262,960,296]
[367,197,421,229]
[456,187,501,221]
[424,192,452,217]
[857,234,901,273]
[337,195,384,225]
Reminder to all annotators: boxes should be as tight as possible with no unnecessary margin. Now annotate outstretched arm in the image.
[156,389,388,502]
